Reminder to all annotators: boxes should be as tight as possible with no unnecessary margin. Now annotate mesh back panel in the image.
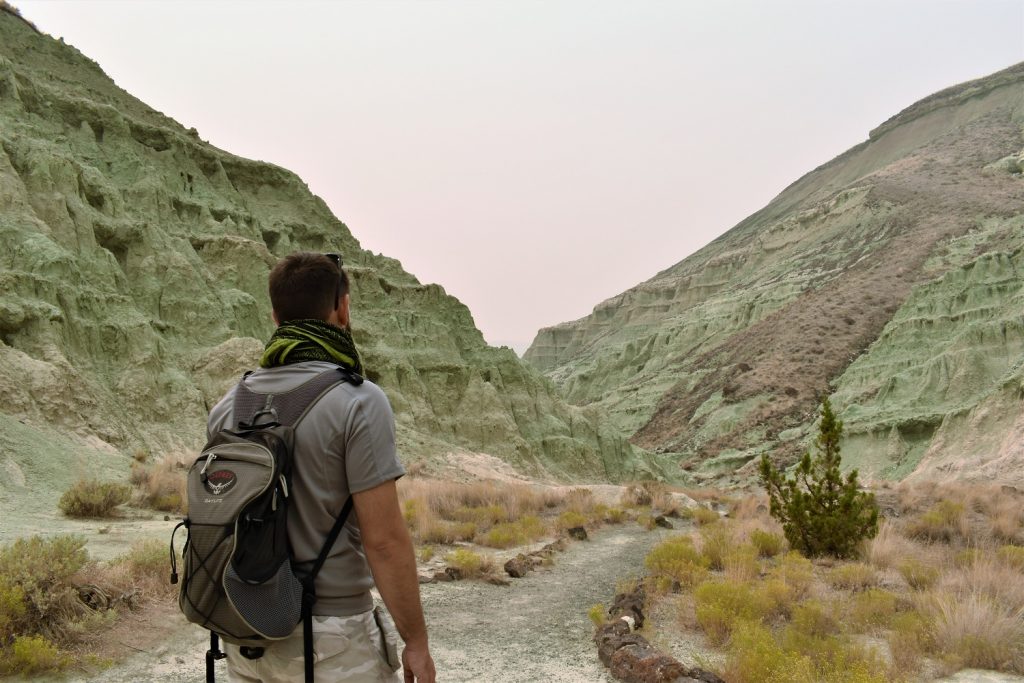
[224,559,303,638]
[231,369,347,428]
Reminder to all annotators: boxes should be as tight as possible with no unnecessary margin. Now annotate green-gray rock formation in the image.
[525,63,1024,485]
[0,4,658,522]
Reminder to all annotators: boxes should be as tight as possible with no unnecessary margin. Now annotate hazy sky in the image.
[15,1,1024,351]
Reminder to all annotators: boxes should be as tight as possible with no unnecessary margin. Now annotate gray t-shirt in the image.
[207,360,405,617]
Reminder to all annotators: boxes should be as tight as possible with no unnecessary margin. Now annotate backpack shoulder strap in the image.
[232,367,364,428]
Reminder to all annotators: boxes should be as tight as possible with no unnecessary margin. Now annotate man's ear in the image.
[271,309,280,326]
[338,293,351,328]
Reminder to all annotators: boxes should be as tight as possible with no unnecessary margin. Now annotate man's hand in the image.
[402,640,436,683]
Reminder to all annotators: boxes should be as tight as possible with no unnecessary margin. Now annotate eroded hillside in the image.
[525,63,1024,485]
[0,6,659,520]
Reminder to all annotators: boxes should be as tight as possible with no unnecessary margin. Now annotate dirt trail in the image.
[421,526,672,682]
[48,525,671,683]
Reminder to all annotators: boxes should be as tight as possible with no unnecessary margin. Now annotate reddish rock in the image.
[504,554,535,578]
[609,643,689,683]
[610,586,646,628]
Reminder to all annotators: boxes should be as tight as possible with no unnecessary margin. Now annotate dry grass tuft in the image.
[130,453,189,514]
[862,519,919,569]
[921,589,1024,672]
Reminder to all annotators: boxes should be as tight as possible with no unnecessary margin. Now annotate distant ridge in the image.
[526,62,1024,486]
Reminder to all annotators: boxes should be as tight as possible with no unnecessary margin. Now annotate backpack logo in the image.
[204,470,237,496]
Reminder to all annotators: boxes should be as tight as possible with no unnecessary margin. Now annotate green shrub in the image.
[997,544,1024,570]
[906,500,966,542]
[58,480,131,518]
[604,507,627,524]
[480,516,546,549]
[445,549,492,578]
[725,621,816,683]
[898,559,939,590]
[556,510,588,530]
[645,536,710,589]
[0,535,88,640]
[0,634,68,675]
[790,599,839,637]
[692,507,720,526]
[451,504,507,527]
[750,529,786,558]
[848,588,898,631]
[694,580,775,645]
[113,539,167,584]
[700,524,734,570]
[826,563,876,591]
[588,603,607,627]
[769,552,815,599]
[637,514,657,531]
[421,521,476,545]
[955,548,980,568]
[726,620,888,683]
[724,546,761,582]
[0,579,26,640]
[779,627,888,683]
[759,398,878,558]
[418,546,435,562]
[887,611,931,678]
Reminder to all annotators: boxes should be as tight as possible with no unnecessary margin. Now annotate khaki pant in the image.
[226,608,403,683]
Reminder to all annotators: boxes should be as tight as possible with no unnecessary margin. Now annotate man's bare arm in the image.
[353,480,436,683]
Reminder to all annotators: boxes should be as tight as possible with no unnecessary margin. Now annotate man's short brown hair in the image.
[268,252,349,323]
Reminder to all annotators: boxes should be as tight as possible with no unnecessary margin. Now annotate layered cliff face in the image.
[0,5,658,516]
[525,63,1024,485]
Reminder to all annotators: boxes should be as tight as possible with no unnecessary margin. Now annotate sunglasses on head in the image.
[324,252,343,268]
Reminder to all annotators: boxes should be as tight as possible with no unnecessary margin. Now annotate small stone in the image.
[653,515,673,529]
[567,526,588,541]
[484,575,510,586]
[432,571,453,582]
[417,573,434,584]
[444,566,463,581]
[687,668,726,683]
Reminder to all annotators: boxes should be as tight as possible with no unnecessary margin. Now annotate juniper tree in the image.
[759,397,878,558]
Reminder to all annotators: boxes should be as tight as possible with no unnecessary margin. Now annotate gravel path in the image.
[49,525,671,682]
[422,526,671,682]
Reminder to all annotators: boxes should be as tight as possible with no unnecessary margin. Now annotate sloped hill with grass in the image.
[0,3,659,519]
[524,63,1024,485]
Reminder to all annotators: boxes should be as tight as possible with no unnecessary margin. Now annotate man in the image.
[206,252,436,683]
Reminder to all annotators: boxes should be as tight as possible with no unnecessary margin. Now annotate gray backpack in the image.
[170,367,362,683]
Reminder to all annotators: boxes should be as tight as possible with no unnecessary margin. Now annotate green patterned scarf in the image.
[260,319,363,375]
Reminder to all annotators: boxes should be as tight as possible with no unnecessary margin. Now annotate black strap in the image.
[302,496,354,683]
[206,631,225,683]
